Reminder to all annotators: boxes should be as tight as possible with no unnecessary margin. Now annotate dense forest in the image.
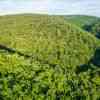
[0,14,100,100]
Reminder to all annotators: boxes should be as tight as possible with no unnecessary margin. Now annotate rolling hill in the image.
[64,15,99,27]
[0,14,100,100]
[64,15,100,38]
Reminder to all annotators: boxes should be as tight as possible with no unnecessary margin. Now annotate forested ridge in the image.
[0,14,100,100]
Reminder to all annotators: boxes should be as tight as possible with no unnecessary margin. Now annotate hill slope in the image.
[64,15,100,37]
[64,15,99,27]
[0,15,98,67]
[0,14,100,100]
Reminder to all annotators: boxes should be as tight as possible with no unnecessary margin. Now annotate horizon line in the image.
[0,12,100,18]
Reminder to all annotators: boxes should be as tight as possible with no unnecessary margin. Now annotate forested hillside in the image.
[64,15,100,38]
[64,15,99,28]
[0,14,100,100]
[83,20,100,38]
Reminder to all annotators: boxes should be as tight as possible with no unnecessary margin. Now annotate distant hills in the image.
[0,14,100,100]
[64,15,100,38]
[64,15,99,27]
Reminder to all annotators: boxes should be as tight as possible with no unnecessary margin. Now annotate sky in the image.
[0,0,100,16]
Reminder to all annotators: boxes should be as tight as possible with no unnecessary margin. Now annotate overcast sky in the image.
[0,0,100,16]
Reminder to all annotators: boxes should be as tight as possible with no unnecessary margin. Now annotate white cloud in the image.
[0,0,100,16]
[0,0,48,15]
[48,0,100,16]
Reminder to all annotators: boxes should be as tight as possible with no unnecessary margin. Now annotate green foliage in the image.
[0,14,99,100]
[64,15,99,28]
[64,15,100,38]
[90,22,100,38]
